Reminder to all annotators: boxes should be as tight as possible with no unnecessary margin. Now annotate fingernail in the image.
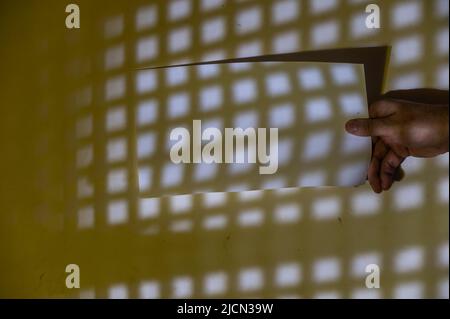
[345,120,358,133]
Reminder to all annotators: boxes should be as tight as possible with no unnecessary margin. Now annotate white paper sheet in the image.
[135,61,371,196]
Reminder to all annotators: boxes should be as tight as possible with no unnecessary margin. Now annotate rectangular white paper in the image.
[135,61,371,196]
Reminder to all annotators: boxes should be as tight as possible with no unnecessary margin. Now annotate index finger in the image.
[369,99,399,118]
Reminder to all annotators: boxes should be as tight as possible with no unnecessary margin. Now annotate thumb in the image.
[345,118,390,137]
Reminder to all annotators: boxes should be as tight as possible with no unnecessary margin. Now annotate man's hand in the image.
[345,89,449,193]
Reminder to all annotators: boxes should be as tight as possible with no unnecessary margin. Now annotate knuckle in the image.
[369,101,384,115]
[383,160,396,174]
[387,158,397,169]
[386,121,401,137]
[389,101,402,111]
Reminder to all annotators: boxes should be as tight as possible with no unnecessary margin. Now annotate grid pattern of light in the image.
[63,0,448,299]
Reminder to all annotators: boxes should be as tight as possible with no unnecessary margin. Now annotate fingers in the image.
[368,141,405,193]
[369,99,399,118]
[344,98,408,193]
[380,150,405,191]
[345,118,392,137]
[345,99,398,137]
[367,139,388,193]
[394,166,405,182]
[367,157,381,193]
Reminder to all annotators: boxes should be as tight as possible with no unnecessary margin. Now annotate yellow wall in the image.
[0,0,448,298]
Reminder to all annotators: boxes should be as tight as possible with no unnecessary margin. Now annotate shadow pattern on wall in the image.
[0,0,447,298]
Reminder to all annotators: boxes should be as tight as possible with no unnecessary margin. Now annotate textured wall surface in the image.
[0,0,448,298]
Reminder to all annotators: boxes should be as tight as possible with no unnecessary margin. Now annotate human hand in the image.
[345,90,449,193]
